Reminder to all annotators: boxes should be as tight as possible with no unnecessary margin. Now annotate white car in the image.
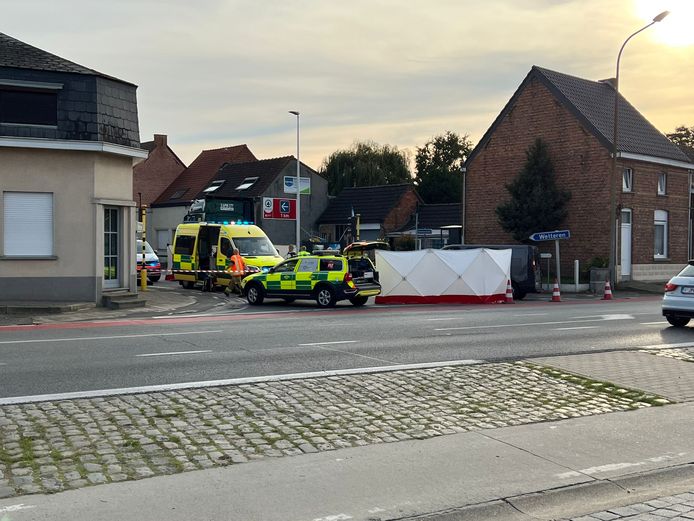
[137,240,161,283]
[662,262,694,327]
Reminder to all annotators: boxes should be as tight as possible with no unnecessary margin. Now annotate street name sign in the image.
[529,230,570,242]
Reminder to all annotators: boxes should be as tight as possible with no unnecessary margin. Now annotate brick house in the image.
[185,156,329,247]
[0,32,147,303]
[147,145,256,257]
[317,184,421,245]
[464,66,694,282]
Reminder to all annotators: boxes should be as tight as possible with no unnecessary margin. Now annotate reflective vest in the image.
[228,254,246,276]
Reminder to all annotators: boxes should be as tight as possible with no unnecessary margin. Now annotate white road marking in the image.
[556,452,688,479]
[512,313,548,317]
[298,340,358,346]
[571,314,635,321]
[552,326,599,331]
[136,350,212,358]
[0,504,36,513]
[0,358,483,405]
[426,317,462,321]
[435,315,635,332]
[641,321,665,326]
[0,363,6,366]
[640,341,694,350]
[312,514,352,521]
[0,330,224,345]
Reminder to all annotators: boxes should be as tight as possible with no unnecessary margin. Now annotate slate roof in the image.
[397,203,462,231]
[152,145,257,207]
[0,32,133,85]
[197,156,296,199]
[317,183,418,224]
[467,65,691,165]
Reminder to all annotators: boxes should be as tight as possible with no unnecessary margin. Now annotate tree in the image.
[496,138,571,242]
[414,131,474,204]
[667,125,694,162]
[666,125,694,149]
[320,141,411,196]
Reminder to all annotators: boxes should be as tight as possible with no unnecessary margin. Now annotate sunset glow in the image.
[634,0,694,46]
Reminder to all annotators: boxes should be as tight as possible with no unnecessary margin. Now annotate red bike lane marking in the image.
[0,295,660,333]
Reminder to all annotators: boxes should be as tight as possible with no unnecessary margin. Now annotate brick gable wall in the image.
[133,135,186,206]
[466,76,690,278]
[383,190,420,234]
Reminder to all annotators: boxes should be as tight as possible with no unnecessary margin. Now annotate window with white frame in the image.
[622,168,633,192]
[654,210,668,259]
[657,172,667,195]
[3,192,54,256]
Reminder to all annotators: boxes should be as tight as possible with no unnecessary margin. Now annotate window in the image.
[235,177,259,191]
[232,236,275,256]
[657,173,667,196]
[622,168,633,192]
[298,258,319,272]
[3,192,53,256]
[220,237,233,257]
[0,89,57,126]
[654,210,668,259]
[203,180,225,193]
[169,189,188,200]
[320,259,343,271]
[274,259,298,273]
[174,235,196,256]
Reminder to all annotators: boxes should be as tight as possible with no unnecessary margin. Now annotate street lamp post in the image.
[607,11,669,286]
[289,111,301,251]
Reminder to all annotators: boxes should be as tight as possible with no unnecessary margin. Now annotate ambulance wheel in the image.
[349,296,368,307]
[315,285,336,308]
[182,281,195,289]
[246,283,265,305]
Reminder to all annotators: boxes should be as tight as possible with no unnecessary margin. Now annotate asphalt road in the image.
[0,295,690,399]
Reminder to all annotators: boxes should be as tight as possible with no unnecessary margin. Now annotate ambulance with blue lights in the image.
[172,221,283,289]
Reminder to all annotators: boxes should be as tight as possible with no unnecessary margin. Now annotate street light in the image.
[289,110,301,251]
[607,11,669,286]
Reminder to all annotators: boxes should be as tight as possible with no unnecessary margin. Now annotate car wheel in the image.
[511,282,526,301]
[148,276,160,283]
[315,285,336,308]
[282,298,296,304]
[246,283,265,305]
[666,316,690,327]
[349,296,368,307]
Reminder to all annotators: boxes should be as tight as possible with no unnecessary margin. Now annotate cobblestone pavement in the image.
[644,347,694,363]
[0,362,670,499]
[571,491,694,520]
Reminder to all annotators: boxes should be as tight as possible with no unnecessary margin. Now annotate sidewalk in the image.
[3,348,694,519]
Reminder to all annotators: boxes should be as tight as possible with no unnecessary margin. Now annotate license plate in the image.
[364,271,373,279]
[682,287,694,294]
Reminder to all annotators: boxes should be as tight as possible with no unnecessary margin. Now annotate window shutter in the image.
[3,192,53,256]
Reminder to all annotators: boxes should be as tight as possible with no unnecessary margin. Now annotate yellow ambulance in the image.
[172,222,283,289]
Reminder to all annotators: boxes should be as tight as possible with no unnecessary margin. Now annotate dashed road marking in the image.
[0,330,224,345]
[136,350,213,358]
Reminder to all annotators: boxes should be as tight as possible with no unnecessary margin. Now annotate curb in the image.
[0,302,95,315]
[403,463,694,520]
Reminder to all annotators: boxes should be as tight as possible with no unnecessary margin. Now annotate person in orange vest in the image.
[225,248,247,296]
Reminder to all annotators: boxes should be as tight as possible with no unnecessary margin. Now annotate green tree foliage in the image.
[496,138,571,242]
[414,131,474,204]
[320,141,411,196]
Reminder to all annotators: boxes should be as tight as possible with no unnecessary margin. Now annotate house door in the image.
[104,207,121,289]
[620,209,632,279]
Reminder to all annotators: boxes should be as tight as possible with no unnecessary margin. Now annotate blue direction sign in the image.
[529,230,570,241]
[279,200,290,213]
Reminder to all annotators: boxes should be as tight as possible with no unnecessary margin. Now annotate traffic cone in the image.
[505,279,514,304]
[602,280,613,300]
[165,266,174,281]
[551,279,561,302]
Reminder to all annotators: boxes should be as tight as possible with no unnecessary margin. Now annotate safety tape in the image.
[172,269,246,275]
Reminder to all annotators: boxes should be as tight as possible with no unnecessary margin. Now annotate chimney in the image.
[599,78,617,89]
[154,134,168,147]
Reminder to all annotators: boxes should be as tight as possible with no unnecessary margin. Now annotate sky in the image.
[3,0,693,170]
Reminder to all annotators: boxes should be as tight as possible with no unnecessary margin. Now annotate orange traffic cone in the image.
[602,280,613,300]
[551,279,561,302]
[505,279,514,304]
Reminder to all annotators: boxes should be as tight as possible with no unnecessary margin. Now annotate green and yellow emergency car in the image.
[241,253,381,307]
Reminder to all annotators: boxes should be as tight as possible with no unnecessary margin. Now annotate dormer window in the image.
[169,189,188,200]
[236,177,258,191]
[203,180,225,193]
[0,87,57,127]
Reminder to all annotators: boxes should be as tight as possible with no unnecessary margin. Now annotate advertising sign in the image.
[263,197,296,220]
[283,176,311,195]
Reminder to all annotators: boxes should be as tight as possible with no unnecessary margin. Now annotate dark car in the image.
[442,244,541,300]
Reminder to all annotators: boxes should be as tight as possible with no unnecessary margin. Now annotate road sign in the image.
[263,197,296,220]
[529,230,570,242]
